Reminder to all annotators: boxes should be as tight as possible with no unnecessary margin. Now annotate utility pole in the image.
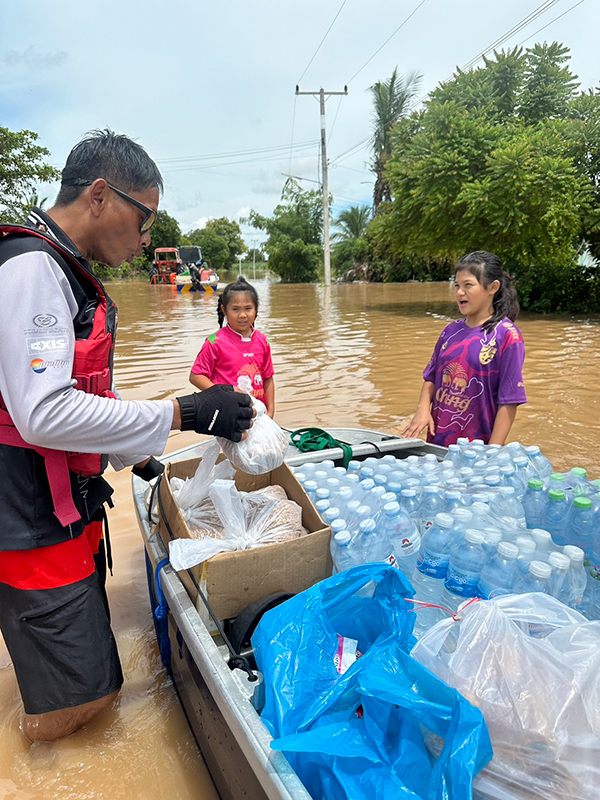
[296,85,347,286]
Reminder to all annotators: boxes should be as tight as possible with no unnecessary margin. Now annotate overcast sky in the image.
[1,0,597,245]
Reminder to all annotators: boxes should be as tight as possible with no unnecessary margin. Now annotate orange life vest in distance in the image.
[0,225,117,525]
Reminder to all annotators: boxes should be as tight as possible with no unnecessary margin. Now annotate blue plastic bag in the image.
[252,564,492,800]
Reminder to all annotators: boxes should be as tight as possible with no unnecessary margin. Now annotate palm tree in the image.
[370,68,422,213]
[332,205,371,243]
[25,191,49,210]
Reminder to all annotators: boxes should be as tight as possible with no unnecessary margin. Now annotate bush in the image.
[514,260,600,314]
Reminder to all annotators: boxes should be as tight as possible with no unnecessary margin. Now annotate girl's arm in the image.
[189,372,215,391]
[402,381,436,439]
[263,377,275,418]
[489,404,518,446]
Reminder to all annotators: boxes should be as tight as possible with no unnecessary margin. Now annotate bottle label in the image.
[396,535,420,557]
[385,553,399,570]
[445,568,480,598]
[334,635,362,674]
[417,550,449,580]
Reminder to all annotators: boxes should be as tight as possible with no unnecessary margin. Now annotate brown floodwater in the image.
[1,279,599,798]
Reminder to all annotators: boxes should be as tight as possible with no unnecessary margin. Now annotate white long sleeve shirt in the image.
[0,248,173,468]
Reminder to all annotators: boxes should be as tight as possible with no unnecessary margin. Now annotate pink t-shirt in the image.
[191,325,274,401]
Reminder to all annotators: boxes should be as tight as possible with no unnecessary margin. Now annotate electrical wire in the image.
[156,140,317,165]
[297,0,349,85]
[347,0,428,85]
[461,0,560,71]
[327,95,344,148]
[516,0,586,46]
[289,94,298,174]
[161,146,319,174]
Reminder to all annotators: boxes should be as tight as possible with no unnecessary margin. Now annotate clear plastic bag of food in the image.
[217,397,288,474]
[169,478,305,569]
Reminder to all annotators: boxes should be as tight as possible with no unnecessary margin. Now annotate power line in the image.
[327,95,345,148]
[347,0,428,85]
[297,0,349,85]
[517,0,587,46]
[156,140,317,165]
[461,0,560,71]
[288,94,298,174]
[161,146,319,174]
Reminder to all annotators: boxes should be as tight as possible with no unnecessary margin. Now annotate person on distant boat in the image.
[402,251,527,446]
[189,276,275,417]
[0,130,254,743]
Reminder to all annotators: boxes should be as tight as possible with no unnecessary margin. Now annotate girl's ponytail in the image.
[455,251,519,333]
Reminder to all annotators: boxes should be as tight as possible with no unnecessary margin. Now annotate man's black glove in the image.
[176,385,253,442]
[132,456,165,481]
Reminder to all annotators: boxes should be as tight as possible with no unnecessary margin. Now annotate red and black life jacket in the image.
[0,225,117,527]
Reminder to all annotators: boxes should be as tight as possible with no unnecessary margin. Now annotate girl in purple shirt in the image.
[403,251,527,447]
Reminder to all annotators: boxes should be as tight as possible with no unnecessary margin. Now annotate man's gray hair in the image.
[55,129,163,206]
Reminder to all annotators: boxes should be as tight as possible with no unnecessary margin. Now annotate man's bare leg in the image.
[22,690,120,743]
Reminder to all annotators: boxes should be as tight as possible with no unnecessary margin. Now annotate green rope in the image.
[289,427,353,469]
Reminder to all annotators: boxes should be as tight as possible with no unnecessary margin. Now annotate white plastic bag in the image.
[217,397,288,474]
[411,593,600,800]
[169,478,304,570]
[170,440,235,537]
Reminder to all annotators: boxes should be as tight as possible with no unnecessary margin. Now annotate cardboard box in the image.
[158,457,333,620]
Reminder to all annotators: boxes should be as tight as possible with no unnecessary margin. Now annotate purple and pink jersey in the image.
[422,317,527,447]
[191,325,274,401]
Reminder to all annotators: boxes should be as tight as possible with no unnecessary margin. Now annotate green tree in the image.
[246,179,323,282]
[369,68,422,213]
[186,227,229,271]
[332,204,371,242]
[204,217,247,268]
[371,43,594,274]
[146,209,181,250]
[0,127,59,222]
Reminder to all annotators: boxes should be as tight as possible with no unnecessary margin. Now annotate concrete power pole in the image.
[296,85,347,286]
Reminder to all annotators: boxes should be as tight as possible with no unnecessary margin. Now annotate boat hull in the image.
[134,430,443,799]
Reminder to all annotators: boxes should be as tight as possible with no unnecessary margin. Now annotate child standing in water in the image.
[190,276,275,417]
[402,251,526,446]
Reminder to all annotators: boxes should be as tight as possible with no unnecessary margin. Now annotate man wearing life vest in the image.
[0,130,254,743]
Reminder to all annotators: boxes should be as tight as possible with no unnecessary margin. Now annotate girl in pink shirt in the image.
[189,277,275,417]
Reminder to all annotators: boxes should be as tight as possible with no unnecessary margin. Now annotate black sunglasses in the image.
[63,178,157,233]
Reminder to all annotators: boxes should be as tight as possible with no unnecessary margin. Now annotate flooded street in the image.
[1,279,599,798]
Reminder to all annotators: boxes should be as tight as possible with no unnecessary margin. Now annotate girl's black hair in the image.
[217,276,260,328]
[454,250,519,333]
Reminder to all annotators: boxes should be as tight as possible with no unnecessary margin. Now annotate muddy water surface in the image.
[1,280,599,798]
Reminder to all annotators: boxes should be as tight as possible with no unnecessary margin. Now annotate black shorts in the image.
[0,573,123,715]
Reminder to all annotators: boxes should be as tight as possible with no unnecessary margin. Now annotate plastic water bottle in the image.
[506,441,526,460]
[564,496,594,557]
[566,467,589,495]
[514,560,552,594]
[548,552,572,604]
[443,489,463,513]
[478,541,518,599]
[346,504,371,533]
[330,531,360,573]
[516,537,536,576]
[419,486,445,533]
[387,481,403,499]
[356,518,395,566]
[358,478,375,499]
[545,473,566,492]
[530,528,554,560]
[304,480,318,503]
[449,508,473,550]
[444,443,462,467]
[336,486,354,512]
[323,507,342,527]
[442,529,486,612]
[400,488,420,521]
[411,513,455,635]
[513,455,536,490]
[489,486,526,525]
[373,473,388,487]
[524,445,553,478]
[481,528,502,558]
[500,465,522,495]
[359,466,375,481]
[381,502,421,579]
[326,478,342,498]
[562,545,587,612]
[522,479,546,529]
[347,460,361,476]
[316,487,330,503]
[315,498,330,516]
[540,490,569,545]
[330,519,347,537]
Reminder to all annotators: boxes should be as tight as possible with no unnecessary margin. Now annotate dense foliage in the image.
[367,43,600,311]
[246,180,324,282]
[0,127,59,222]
